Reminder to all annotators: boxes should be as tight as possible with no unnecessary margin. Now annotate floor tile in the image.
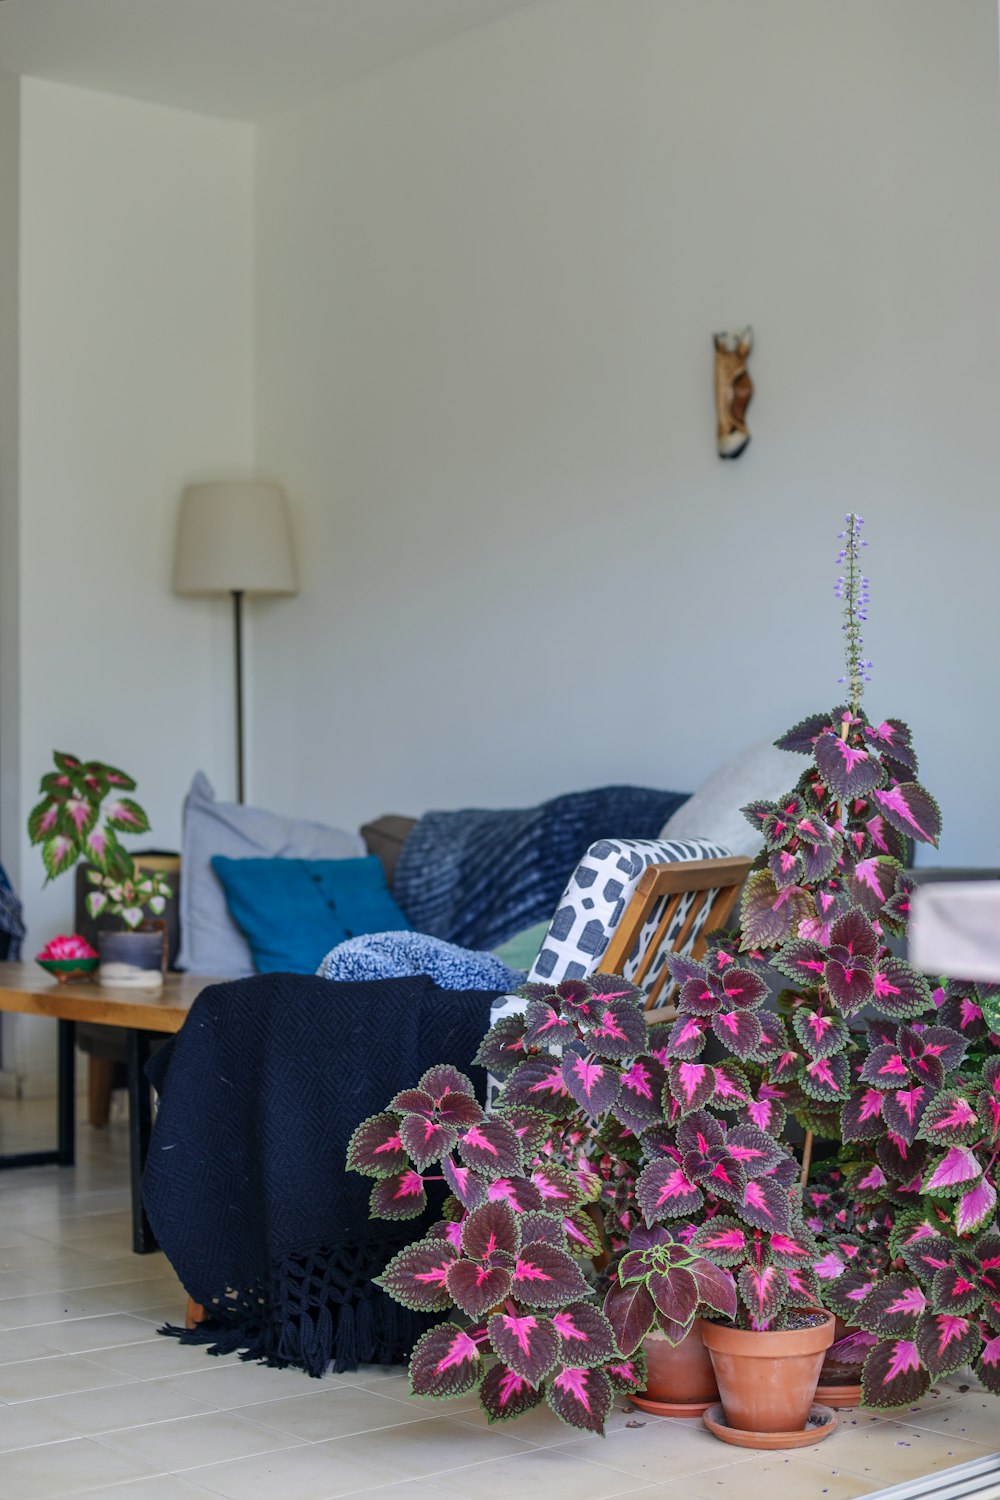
[32,1313,162,1354]
[229,1383,435,1441]
[0,1400,80,1453]
[551,1415,753,1482]
[0,1352,127,1402]
[86,1337,235,1379]
[893,1391,1000,1447]
[423,1447,658,1500]
[681,1453,880,1499]
[62,1480,219,1500]
[156,1359,349,1410]
[174,1435,408,1499]
[94,1408,306,1471]
[17,1378,217,1436]
[325,1415,536,1478]
[0,1434,158,1500]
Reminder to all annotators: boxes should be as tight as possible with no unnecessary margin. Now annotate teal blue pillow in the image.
[211,855,411,974]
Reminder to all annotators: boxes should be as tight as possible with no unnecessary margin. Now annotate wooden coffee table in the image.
[0,962,224,1253]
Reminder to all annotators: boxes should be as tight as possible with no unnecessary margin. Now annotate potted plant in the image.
[28,751,172,988]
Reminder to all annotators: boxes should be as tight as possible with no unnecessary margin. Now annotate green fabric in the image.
[492,920,549,973]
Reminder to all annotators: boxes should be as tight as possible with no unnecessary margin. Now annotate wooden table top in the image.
[0,962,227,1033]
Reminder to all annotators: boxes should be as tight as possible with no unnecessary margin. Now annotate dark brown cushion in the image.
[361,815,417,888]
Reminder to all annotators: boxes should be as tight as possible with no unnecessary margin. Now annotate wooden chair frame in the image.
[597,855,752,1026]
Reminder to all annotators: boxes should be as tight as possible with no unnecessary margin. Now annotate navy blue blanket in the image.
[393,784,689,951]
[144,973,495,1374]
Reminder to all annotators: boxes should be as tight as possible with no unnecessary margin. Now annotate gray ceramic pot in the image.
[97,929,165,989]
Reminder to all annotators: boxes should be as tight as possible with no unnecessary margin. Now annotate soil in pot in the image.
[97,928,165,990]
[630,1320,720,1417]
[701,1308,835,1439]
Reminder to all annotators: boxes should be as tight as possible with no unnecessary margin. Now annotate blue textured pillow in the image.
[211,855,411,975]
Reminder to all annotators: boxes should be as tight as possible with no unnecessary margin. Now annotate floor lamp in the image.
[173,482,297,803]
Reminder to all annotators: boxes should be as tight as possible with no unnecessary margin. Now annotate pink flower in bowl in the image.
[37,934,98,962]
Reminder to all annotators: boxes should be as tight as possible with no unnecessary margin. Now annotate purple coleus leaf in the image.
[512,1242,590,1307]
[859,1276,927,1336]
[409,1322,483,1399]
[872,782,941,847]
[346,1112,408,1178]
[615,1057,668,1129]
[442,1155,488,1210]
[666,1015,710,1060]
[370,1170,428,1220]
[861,1338,930,1409]
[523,999,574,1048]
[711,1009,763,1061]
[815,731,884,801]
[824,1266,880,1323]
[399,1113,458,1171]
[689,1216,749,1268]
[462,1202,521,1260]
[529,1163,580,1209]
[500,1057,573,1112]
[636,1159,704,1222]
[922,1146,982,1197]
[646,1264,699,1330]
[848,856,901,918]
[870,959,934,1020]
[693,1259,738,1319]
[898,1232,955,1285]
[932,1257,986,1316]
[551,1302,616,1367]
[584,998,648,1060]
[792,1008,848,1060]
[419,1064,477,1101]
[603,1278,657,1357]
[916,1092,980,1147]
[754,1011,790,1062]
[377,1239,458,1312]
[800,1053,850,1104]
[882,1087,930,1146]
[865,717,917,769]
[667,1061,717,1114]
[390,1087,436,1118]
[474,1015,528,1076]
[775,710,841,755]
[738,1264,788,1328]
[725,1124,786,1178]
[760,795,807,851]
[978,1335,1000,1396]
[458,1119,522,1177]
[478,1362,545,1423]
[773,938,828,985]
[487,1310,559,1385]
[486,1176,545,1215]
[547,1365,613,1435]
[916,1314,981,1379]
[955,1178,997,1237]
[740,871,814,950]
[445,1260,513,1320]
[561,1050,620,1117]
[824,956,875,1015]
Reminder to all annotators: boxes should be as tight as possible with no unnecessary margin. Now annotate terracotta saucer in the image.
[628,1393,715,1418]
[702,1401,838,1450]
[815,1380,861,1409]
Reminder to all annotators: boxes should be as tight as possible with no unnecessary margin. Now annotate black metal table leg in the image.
[0,1016,75,1170]
[127,1028,158,1254]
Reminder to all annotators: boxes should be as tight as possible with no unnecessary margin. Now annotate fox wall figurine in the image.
[714,326,753,459]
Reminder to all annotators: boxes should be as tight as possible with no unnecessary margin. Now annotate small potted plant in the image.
[28,752,172,988]
[34,933,99,983]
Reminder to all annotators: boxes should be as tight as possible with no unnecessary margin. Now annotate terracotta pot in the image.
[640,1321,719,1411]
[701,1309,835,1435]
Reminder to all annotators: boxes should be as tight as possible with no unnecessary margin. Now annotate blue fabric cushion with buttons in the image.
[211,855,411,975]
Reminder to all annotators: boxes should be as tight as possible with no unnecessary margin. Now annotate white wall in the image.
[253,0,1000,869]
[7,79,254,1083]
[0,80,21,897]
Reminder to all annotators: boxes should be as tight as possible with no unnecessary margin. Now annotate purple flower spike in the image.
[836,513,872,711]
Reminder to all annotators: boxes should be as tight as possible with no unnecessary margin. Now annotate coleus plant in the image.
[347,1058,644,1435]
[602,1224,737,1356]
[27,752,171,929]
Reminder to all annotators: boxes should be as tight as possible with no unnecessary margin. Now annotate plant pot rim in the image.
[701,1307,834,1356]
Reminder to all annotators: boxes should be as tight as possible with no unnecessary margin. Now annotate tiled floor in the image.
[1,1093,999,1499]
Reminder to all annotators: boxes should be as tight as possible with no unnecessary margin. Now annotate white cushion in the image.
[659,740,801,858]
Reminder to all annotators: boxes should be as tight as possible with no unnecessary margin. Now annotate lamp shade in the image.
[173,482,297,596]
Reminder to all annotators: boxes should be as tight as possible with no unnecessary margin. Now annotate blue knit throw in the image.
[317,931,524,992]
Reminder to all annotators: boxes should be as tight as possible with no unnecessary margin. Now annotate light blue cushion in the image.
[176,772,365,976]
[211,855,411,975]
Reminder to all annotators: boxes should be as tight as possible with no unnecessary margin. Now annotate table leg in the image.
[127,1029,158,1254]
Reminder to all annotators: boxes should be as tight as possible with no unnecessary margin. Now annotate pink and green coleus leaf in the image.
[41,833,77,881]
[561,1050,620,1118]
[916,1313,981,1378]
[689,1216,749,1268]
[792,1008,848,1060]
[486,1175,545,1215]
[604,1352,647,1394]
[754,1011,791,1062]
[346,1112,408,1178]
[824,1266,880,1323]
[529,1163,581,1210]
[877,1133,928,1184]
[737,1264,788,1328]
[976,1334,1000,1396]
[921,1146,982,1198]
[445,1259,513,1319]
[930,1257,985,1316]
[772,938,828,986]
[858,1276,927,1337]
[546,1364,613,1435]
[757,795,806,852]
[561,1208,603,1258]
[522,999,573,1048]
[399,1113,458,1171]
[740,871,814,951]
[493,1105,551,1157]
[865,717,917,770]
[550,1302,616,1367]
[409,1322,483,1399]
[419,1063,477,1100]
[376,1238,458,1312]
[636,1159,704,1222]
[615,1057,668,1126]
[474,1016,528,1076]
[477,1362,545,1424]
[27,797,63,844]
[898,1232,955,1285]
[823,956,875,1015]
[711,1009,763,1061]
[461,1201,520,1260]
[872,781,941,847]
[739,1175,792,1232]
[954,1177,997,1238]
[511,1242,590,1307]
[692,1259,738,1320]
[370,1170,427,1220]
[584,999,649,1060]
[499,1057,573,1113]
[915,1091,980,1148]
[870,959,934,1020]
[104,797,150,835]
[847,856,902,919]
[665,1015,709,1060]
[81,823,122,874]
[815,731,883,802]
[799,839,838,885]
[486,1310,559,1385]
[602,1277,657,1357]
[775,710,840,755]
[882,1087,931,1145]
[667,1061,717,1115]
[442,1155,487,1210]
[800,1053,850,1104]
[768,1226,821,1269]
[861,1338,930,1409]
[726,1124,787,1179]
[458,1119,523,1177]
